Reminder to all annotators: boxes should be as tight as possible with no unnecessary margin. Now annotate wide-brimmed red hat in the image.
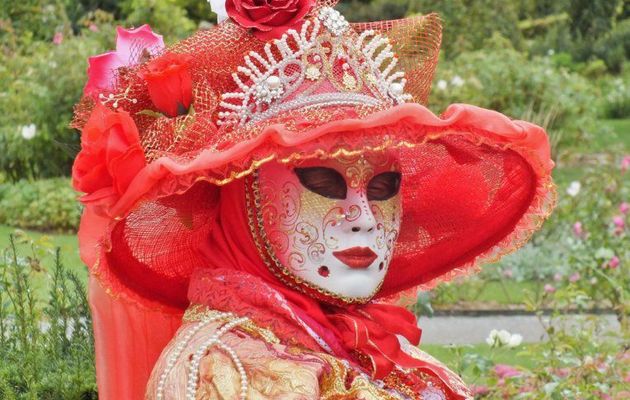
[73,0,555,312]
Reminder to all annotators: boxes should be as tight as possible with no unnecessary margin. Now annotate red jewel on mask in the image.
[318,266,330,277]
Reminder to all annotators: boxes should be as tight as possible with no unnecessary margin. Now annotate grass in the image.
[554,118,630,185]
[591,119,630,152]
[0,225,86,300]
[432,280,542,308]
[421,343,539,384]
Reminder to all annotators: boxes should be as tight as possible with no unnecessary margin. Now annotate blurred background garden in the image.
[0,0,628,399]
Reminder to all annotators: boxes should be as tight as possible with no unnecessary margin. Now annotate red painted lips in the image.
[333,247,378,269]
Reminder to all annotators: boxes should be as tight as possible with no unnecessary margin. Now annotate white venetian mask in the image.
[256,152,402,302]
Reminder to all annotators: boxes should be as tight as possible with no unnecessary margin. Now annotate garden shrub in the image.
[119,0,197,41]
[0,178,81,233]
[409,0,522,58]
[429,39,601,150]
[0,29,113,181]
[338,0,410,22]
[592,18,630,74]
[600,75,630,119]
[0,236,97,399]
[0,1,71,52]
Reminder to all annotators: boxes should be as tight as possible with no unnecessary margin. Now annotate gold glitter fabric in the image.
[146,306,473,400]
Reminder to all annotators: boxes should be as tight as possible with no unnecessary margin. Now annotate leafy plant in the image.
[429,40,601,150]
[0,178,81,232]
[0,234,96,399]
[0,30,112,181]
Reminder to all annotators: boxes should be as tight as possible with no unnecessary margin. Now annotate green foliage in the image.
[0,235,96,399]
[119,0,197,41]
[409,0,523,58]
[568,0,624,52]
[443,316,628,398]
[592,18,630,73]
[601,76,630,119]
[0,179,81,233]
[338,0,410,22]
[171,0,214,24]
[0,29,113,181]
[0,1,71,52]
[430,40,600,149]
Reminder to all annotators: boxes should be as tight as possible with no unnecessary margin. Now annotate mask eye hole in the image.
[294,167,347,200]
[367,172,401,201]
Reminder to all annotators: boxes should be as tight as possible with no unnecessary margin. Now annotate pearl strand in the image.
[185,317,249,400]
[155,312,234,400]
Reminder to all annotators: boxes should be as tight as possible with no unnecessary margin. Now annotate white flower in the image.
[486,329,510,347]
[486,329,498,346]
[486,329,522,348]
[507,333,523,348]
[21,124,37,140]
[497,329,511,345]
[566,181,581,197]
[208,0,228,23]
[436,79,447,91]
[547,49,555,56]
[451,75,465,87]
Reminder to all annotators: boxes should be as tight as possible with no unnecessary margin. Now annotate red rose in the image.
[72,104,146,211]
[226,0,316,40]
[140,52,194,117]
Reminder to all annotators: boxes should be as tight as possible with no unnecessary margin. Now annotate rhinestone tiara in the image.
[217,7,412,128]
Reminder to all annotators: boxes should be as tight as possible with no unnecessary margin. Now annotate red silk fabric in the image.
[89,278,182,400]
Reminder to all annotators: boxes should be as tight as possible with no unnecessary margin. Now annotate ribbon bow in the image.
[326,303,424,379]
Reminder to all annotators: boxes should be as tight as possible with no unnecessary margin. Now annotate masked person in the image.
[72,1,555,399]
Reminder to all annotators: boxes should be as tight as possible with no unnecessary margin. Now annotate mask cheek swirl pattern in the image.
[257,154,402,302]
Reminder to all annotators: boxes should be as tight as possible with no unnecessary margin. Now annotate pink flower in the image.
[53,32,63,45]
[572,221,584,237]
[502,268,513,278]
[620,202,630,214]
[569,272,581,283]
[84,25,165,96]
[553,367,570,378]
[89,23,99,32]
[553,273,563,282]
[621,155,630,172]
[519,385,535,394]
[544,284,556,293]
[613,215,625,228]
[494,364,521,379]
[625,372,630,383]
[607,256,620,269]
[470,385,490,395]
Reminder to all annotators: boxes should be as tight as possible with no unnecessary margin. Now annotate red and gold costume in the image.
[72,1,555,399]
